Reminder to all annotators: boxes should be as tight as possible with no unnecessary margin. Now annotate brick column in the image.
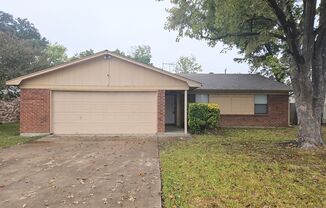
[157,90,165,133]
[20,89,50,135]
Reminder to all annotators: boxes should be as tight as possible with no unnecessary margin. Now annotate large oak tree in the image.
[0,11,84,98]
[165,0,325,148]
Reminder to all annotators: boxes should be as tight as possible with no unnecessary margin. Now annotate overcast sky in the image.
[2,0,250,73]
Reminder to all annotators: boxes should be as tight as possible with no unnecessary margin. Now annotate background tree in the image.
[0,11,49,98]
[129,45,152,65]
[112,49,126,57]
[165,0,326,148]
[38,43,68,67]
[234,51,290,83]
[71,49,94,60]
[0,32,41,97]
[0,11,90,98]
[174,55,202,74]
[112,45,153,65]
[0,11,48,48]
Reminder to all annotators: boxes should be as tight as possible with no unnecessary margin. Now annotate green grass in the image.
[0,123,40,148]
[160,128,326,208]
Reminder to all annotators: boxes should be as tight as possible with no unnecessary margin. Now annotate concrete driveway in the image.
[0,136,161,208]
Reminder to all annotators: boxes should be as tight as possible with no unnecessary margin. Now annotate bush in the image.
[188,103,220,134]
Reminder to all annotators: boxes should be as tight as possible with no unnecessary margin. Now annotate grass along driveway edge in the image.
[0,123,41,148]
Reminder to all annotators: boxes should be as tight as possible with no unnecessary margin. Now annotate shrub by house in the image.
[188,103,220,133]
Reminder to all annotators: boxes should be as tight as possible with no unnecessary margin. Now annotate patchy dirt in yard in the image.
[0,136,161,208]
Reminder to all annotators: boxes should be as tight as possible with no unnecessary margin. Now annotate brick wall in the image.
[220,95,289,127]
[157,90,165,133]
[20,89,50,134]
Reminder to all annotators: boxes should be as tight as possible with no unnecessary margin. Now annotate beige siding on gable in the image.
[109,58,188,89]
[20,57,189,90]
[209,94,254,115]
[21,58,108,88]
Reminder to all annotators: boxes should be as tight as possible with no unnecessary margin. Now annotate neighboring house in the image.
[6,50,290,136]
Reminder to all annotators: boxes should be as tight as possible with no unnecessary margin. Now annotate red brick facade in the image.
[220,95,289,127]
[20,89,50,134]
[19,89,287,134]
[157,90,165,133]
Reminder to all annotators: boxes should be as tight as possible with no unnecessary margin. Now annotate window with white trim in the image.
[254,95,268,114]
[195,94,209,103]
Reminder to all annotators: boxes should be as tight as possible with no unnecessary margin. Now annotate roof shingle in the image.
[180,73,291,91]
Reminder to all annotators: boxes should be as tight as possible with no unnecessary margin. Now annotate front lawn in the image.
[0,123,39,148]
[160,128,326,208]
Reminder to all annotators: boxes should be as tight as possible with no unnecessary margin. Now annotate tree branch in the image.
[200,30,286,42]
[200,31,260,40]
[302,0,316,63]
[315,0,326,50]
[265,0,304,64]
[270,32,287,41]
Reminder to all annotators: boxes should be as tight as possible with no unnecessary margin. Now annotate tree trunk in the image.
[266,0,326,149]
[295,99,324,148]
[291,62,325,149]
[290,0,326,149]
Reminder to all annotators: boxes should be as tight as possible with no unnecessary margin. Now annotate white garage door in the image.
[52,91,157,134]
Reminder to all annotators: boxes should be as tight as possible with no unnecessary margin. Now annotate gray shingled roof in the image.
[180,74,291,91]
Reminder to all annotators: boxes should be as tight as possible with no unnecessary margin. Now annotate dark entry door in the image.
[165,94,176,124]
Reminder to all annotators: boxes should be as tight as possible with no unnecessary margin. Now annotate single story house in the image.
[6,50,290,136]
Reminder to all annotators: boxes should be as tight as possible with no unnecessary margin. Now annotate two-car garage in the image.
[52,91,157,134]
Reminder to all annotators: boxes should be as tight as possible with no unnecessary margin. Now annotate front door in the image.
[165,94,176,124]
